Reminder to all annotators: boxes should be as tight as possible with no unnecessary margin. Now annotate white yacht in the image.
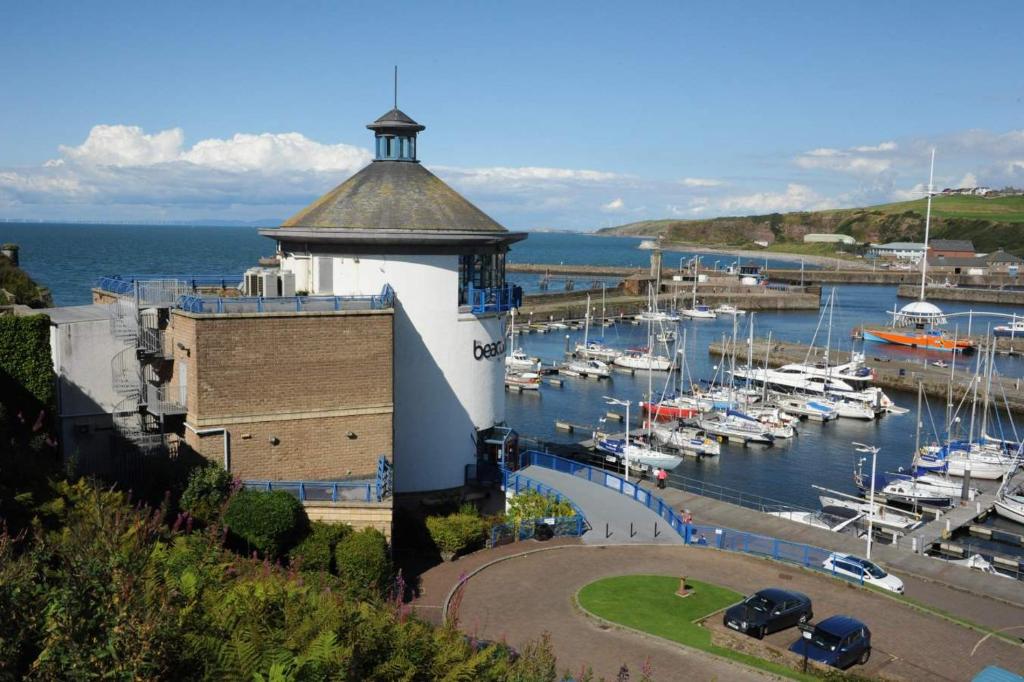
[681,304,717,319]
[817,495,922,533]
[914,442,1016,480]
[695,410,774,445]
[647,423,721,457]
[768,506,864,533]
[504,370,541,390]
[714,303,746,316]
[575,341,621,362]
[563,358,611,378]
[505,348,539,369]
[595,437,684,470]
[772,394,838,422]
[732,365,857,393]
[613,348,673,371]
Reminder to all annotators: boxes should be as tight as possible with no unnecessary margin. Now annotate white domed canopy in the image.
[896,300,947,325]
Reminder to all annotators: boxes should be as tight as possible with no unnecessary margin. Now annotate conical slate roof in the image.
[281,161,506,233]
[367,108,425,132]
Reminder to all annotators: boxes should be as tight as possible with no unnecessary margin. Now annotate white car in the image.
[822,553,905,594]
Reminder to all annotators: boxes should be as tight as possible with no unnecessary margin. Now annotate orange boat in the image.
[860,326,975,352]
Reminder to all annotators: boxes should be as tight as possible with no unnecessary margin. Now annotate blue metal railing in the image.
[96,274,242,294]
[177,284,396,314]
[242,479,380,503]
[490,468,586,545]
[517,451,866,586]
[467,284,522,314]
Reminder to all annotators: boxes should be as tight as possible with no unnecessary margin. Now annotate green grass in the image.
[868,195,1024,223]
[576,575,816,681]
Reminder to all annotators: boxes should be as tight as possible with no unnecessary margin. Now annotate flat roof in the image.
[30,304,111,324]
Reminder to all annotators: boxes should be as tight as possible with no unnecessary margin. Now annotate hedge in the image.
[426,512,487,560]
[223,490,309,557]
[0,314,55,415]
[335,528,391,598]
[179,463,235,524]
[289,521,352,573]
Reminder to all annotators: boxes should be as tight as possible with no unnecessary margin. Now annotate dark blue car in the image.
[788,615,871,670]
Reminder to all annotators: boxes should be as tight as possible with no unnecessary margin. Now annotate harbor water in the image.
[5,223,1023,514]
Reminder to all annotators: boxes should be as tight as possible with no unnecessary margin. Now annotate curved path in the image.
[452,544,1024,681]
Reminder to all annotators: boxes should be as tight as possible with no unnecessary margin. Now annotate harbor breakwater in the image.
[896,283,1024,307]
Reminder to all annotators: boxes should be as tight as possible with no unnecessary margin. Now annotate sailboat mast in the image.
[583,293,591,349]
[824,288,834,378]
[762,331,772,403]
[914,381,923,456]
[980,334,994,438]
[746,313,755,392]
[919,148,936,302]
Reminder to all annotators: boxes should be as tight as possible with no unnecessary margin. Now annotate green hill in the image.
[597,195,1024,256]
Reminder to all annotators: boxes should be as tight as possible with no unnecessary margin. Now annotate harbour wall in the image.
[708,338,1024,414]
[896,284,1024,307]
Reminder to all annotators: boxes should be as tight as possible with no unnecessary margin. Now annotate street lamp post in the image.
[853,442,879,559]
[678,256,685,273]
[605,396,632,480]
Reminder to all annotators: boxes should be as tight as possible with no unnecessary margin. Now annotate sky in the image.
[1,1,1023,229]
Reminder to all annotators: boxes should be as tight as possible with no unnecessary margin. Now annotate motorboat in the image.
[993,320,1024,338]
[732,365,857,394]
[640,396,700,420]
[595,437,684,470]
[862,322,975,352]
[817,495,922,533]
[613,348,673,371]
[714,303,746,316]
[768,506,864,533]
[779,352,875,387]
[744,406,798,439]
[853,469,956,507]
[681,304,717,319]
[646,422,721,457]
[505,348,539,369]
[504,370,541,390]
[656,330,677,343]
[635,310,681,323]
[695,410,775,445]
[563,358,611,378]
[831,398,878,421]
[772,394,837,422]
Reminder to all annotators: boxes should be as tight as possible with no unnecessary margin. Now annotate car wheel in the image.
[755,626,766,640]
[859,648,871,665]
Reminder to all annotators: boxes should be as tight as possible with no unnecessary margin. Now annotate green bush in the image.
[426,512,486,560]
[223,489,308,558]
[0,314,55,414]
[507,489,576,528]
[335,528,391,598]
[288,521,352,573]
[179,463,235,524]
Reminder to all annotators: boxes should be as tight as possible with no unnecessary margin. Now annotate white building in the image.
[866,242,928,262]
[260,106,526,494]
[803,233,856,245]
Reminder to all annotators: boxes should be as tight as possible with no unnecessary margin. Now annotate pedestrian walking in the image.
[683,509,693,526]
[656,466,667,489]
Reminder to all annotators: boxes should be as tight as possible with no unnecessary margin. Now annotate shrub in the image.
[223,490,308,558]
[507,490,575,527]
[426,512,486,561]
[179,463,235,524]
[335,528,391,598]
[0,315,55,414]
[288,521,352,573]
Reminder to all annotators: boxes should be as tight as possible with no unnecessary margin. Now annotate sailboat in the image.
[505,308,540,369]
[575,292,622,361]
[861,150,976,352]
[681,257,717,319]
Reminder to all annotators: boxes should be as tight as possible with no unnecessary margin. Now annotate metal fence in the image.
[466,283,522,314]
[242,479,380,503]
[489,468,587,546]
[177,291,394,314]
[518,450,868,586]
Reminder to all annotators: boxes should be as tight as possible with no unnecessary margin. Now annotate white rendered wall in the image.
[280,252,507,493]
[51,319,130,416]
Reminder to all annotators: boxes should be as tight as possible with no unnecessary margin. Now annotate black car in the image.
[723,588,813,639]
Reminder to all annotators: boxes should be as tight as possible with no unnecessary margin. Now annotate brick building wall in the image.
[167,309,393,481]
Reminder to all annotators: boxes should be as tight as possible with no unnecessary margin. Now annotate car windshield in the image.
[744,594,775,612]
[810,629,842,651]
[852,558,886,579]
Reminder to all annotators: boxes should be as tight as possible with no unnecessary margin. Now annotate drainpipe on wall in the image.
[184,422,230,472]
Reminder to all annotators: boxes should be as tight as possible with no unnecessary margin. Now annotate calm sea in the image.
[4,223,1023,534]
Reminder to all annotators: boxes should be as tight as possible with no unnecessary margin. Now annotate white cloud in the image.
[601,197,625,212]
[58,125,185,167]
[437,165,620,188]
[956,172,978,188]
[851,141,897,153]
[795,151,891,175]
[717,183,831,214]
[680,177,724,187]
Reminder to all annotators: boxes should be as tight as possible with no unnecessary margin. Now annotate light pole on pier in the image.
[605,396,632,481]
[853,442,880,560]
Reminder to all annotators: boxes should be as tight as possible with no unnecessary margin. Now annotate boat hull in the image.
[641,401,698,420]
[862,328,974,352]
[993,497,1024,525]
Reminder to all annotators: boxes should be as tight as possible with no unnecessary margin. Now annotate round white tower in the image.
[260,105,526,494]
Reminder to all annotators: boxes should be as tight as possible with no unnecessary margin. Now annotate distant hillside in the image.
[597,195,1024,256]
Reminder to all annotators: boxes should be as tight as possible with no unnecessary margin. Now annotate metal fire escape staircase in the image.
[108,280,188,454]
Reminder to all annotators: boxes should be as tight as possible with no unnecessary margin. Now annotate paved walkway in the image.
[450,544,1024,681]
[520,465,683,545]
[636,478,1024,615]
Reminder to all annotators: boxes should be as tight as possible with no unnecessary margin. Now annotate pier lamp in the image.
[853,442,881,559]
[604,396,632,481]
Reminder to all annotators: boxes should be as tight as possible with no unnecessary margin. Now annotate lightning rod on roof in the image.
[394,65,398,109]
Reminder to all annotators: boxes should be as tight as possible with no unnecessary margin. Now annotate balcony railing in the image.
[177,284,395,315]
[96,274,242,295]
[466,284,522,314]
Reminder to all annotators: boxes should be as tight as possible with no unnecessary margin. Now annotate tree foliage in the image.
[0,314,55,415]
[224,489,309,558]
[180,462,236,524]
[335,528,392,599]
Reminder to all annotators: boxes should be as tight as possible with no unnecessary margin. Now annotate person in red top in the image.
[656,467,668,489]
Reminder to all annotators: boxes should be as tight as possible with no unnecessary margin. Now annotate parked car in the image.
[788,615,871,669]
[722,588,813,639]
[822,552,905,594]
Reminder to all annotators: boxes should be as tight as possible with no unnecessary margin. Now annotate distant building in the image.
[939,187,994,196]
[752,240,770,248]
[929,239,975,259]
[867,242,927,262]
[803,233,856,245]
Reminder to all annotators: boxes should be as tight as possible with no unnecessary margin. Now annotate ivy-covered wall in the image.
[0,314,55,414]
